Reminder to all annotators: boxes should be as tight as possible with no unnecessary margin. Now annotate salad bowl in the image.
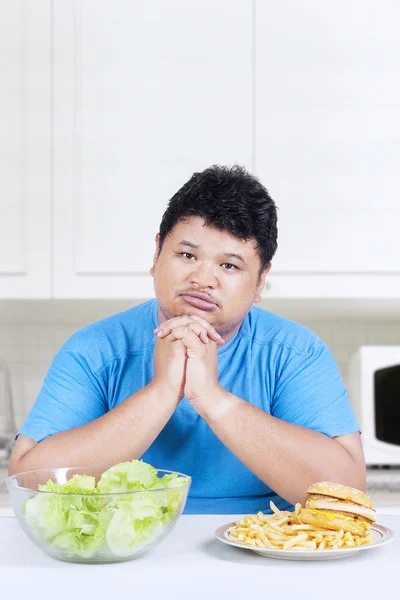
[6,461,191,563]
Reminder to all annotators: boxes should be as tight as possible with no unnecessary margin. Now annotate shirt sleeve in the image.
[271,340,359,438]
[18,349,107,443]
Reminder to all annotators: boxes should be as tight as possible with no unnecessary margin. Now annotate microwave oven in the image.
[348,346,400,466]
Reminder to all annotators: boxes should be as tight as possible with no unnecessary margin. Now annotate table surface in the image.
[0,514,399,599]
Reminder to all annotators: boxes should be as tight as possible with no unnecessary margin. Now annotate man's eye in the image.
[181,252,195,260]
[222,263,238,271]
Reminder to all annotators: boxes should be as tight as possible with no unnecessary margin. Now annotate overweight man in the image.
[9,165,366,514]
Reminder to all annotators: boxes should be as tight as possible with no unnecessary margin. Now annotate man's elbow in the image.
[8,455,28,476]
[331,434,367,492]
[8,434,37,476]
[328,460,366,493]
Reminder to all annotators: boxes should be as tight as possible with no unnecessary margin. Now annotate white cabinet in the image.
[0,1,51,298]
[52,0,253,298]
[1,0,399,301]
[256,1,400,298]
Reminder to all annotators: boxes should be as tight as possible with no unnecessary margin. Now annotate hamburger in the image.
[298,482,376,537]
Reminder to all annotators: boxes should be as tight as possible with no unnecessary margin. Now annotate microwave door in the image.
[375,364,400,446]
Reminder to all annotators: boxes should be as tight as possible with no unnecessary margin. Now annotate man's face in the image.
[150,217,270,340]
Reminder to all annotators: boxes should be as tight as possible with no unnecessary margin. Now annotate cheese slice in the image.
[306,498,376,522]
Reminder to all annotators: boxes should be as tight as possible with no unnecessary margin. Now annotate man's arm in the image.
[9,325,196,475]
[10,315,224,476]
[9,381,179,475]
[196,389,366,506]
[158,320,366,507]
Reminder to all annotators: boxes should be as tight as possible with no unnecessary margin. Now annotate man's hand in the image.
[154,314,224,346]
[152,333,188,403]
[154,315,223,407]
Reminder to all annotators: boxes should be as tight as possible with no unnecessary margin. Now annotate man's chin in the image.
[175,305,214,321]
[157,301,194,321]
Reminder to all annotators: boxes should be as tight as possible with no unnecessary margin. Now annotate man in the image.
[9,165,365,514]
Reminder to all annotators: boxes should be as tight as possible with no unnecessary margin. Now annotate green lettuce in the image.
[105,500,163,556]
[149,472,190,517]
[23,460,189,559]
[96,459,159,493]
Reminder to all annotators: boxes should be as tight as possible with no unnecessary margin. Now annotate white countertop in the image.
[0,514,399,599]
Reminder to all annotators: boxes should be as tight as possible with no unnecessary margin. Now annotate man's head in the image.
[150,165,278,339]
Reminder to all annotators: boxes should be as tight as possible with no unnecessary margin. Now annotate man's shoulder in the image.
[59,299,156,370]
[248,305,321,355]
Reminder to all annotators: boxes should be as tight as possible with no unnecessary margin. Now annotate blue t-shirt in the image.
[19,299,359,514]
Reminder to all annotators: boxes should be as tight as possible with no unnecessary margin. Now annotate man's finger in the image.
[187,315,223,343]
[154,316,193,336]
[164,322,209,344]
[169,327,207,356]
[154,314,212,335]
[155,317,224,344]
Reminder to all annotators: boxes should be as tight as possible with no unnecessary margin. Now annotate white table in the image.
[0,514,399,599]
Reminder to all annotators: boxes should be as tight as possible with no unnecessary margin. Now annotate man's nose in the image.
[188,262,218,288]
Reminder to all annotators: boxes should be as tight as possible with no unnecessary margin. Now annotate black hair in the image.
[158,164,278,274]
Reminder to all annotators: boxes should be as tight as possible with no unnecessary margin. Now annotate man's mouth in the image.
[180,292,218,312]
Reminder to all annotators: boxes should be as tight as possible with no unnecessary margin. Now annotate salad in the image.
[22,460,190,559]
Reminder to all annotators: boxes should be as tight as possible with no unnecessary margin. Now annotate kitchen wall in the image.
[0,300,399,430]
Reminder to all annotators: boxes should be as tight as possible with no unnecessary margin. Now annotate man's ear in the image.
[254,263,271,303]
[150,233,161,277]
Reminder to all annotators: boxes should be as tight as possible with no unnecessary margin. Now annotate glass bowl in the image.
[6,466,191,564]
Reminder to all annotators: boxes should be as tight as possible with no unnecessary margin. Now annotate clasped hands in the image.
[152,314,226,416]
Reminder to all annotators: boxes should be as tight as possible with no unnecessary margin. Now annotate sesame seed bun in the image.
[306,482,374,510]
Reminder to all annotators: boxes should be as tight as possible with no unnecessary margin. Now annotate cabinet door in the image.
[256,1,400,296]
[53,0,253,298]
[0,1,51,298]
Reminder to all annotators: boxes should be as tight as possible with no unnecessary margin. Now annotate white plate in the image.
[215,522,396,561]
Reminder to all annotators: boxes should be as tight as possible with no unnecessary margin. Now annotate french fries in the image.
[227,502,372,551]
